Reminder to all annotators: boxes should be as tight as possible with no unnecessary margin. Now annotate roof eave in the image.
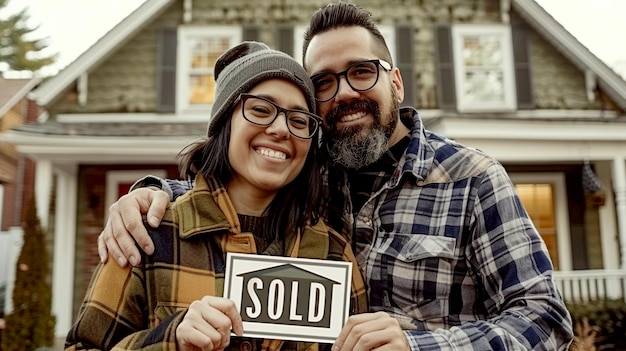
[0,78,41,117]
[513,0,626,110]
[30,0,176,107]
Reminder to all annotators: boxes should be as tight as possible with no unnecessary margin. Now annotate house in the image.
[0,76,39,316]
[0,77,39,232]
[0,0,625,338]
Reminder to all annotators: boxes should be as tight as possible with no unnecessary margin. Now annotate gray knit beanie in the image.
[207,41,316,137]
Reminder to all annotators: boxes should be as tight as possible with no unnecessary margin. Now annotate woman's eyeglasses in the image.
[239,94,322,139]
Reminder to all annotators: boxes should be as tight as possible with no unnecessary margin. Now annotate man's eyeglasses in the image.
[310,59,392,102]
[239,94,322,139]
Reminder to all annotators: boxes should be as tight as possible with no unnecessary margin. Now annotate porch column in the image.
[34,160,52,229]
[612,157,626,269]
[52,165,77,337]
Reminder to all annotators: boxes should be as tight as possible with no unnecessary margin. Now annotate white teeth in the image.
[258,148,287,160]
[340,111,365,122]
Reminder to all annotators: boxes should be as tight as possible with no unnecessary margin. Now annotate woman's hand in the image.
[177,296,245,351]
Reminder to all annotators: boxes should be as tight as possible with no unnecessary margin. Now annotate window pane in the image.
[190,38,230,69]
[462,36,502,67]
[189,75,216,104]
[188,38,230,105]
[515,183,559,269]
[464,70,504,102]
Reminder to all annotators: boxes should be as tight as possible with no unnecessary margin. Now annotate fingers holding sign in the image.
[176,296,244,351]
[332,312,410,351]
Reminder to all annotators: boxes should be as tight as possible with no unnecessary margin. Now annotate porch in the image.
[554,269,626,303]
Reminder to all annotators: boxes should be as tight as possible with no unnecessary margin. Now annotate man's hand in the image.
[333,312,410,351]
[98,187,170,267]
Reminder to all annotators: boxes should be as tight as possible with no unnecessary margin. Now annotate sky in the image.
[3,0,626,78]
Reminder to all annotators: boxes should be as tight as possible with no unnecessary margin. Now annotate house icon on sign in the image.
[237,264,339,327]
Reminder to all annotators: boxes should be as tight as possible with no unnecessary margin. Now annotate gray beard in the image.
[324,87,401,169]
[327,125,389,169]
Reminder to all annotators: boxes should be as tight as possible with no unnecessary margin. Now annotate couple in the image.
[74,2,574,350]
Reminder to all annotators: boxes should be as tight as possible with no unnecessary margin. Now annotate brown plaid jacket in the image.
[65,175,367,351]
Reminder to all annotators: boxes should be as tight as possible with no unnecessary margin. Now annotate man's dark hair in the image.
[302,1,393,68]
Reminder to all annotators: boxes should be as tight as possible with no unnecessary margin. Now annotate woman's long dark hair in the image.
[177,107,323,242]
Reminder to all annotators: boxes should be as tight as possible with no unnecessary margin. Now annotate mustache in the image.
[325,100,379,128]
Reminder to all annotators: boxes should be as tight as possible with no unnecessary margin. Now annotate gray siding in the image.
[50,0,617,114]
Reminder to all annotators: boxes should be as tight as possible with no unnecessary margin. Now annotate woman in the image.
[65,41,367,351]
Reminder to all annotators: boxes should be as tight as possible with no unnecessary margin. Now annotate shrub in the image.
[567,298,626,350]
[1,198,55,351]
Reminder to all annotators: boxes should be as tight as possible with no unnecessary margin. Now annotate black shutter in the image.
[243,25,260,42]
[276,25,294,57]
[156,26,177,113]
[395,24,416,107]
[511,23,534,109]
[434,24,456,110]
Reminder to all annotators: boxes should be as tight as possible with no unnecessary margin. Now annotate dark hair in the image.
[177,106,323,242]
[302,1,393,68]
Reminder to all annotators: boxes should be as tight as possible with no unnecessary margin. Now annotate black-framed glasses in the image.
[310,59,392,102]
[239,94,322,139]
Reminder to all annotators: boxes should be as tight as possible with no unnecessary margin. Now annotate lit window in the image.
[515,183,559,270]
[177,27,241,114]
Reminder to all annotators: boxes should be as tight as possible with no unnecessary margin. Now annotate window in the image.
[293,25,396,67]
[516,183,559,267]
[510,173,572,271]
[451,25,516,112]
[176,26,242,115]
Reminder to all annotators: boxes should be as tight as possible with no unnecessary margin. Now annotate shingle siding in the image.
[50,0,619,115]
[530,30,599,110]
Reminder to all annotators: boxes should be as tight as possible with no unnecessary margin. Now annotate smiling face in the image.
[305,26,406,169]
[227,79,313,197]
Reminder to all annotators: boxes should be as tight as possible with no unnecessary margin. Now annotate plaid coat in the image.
[65,175,368,351]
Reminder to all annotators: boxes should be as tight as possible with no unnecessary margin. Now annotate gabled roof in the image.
[31,0,175,107]
[30,0,626,110]
[0,77,40,117]
[513,0,626,110]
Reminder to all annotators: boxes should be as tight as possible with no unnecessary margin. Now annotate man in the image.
[99,2,573,350]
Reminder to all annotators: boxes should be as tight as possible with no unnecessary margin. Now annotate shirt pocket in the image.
[153,302,190,327]
[373,232,456,322]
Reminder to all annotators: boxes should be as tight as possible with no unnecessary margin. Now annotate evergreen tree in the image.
[1,198,55,351]
[0,0,56,73]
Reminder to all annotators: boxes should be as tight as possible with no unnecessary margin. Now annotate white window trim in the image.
[294,25,396,67]
[509,172,572,271]
[451,24,517,112]
[176,26,242,116]
[0,184,4,229]
[105,170,167,225]
[294,25,307,64]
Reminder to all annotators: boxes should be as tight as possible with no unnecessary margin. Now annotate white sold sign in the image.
[223,253,352,343]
